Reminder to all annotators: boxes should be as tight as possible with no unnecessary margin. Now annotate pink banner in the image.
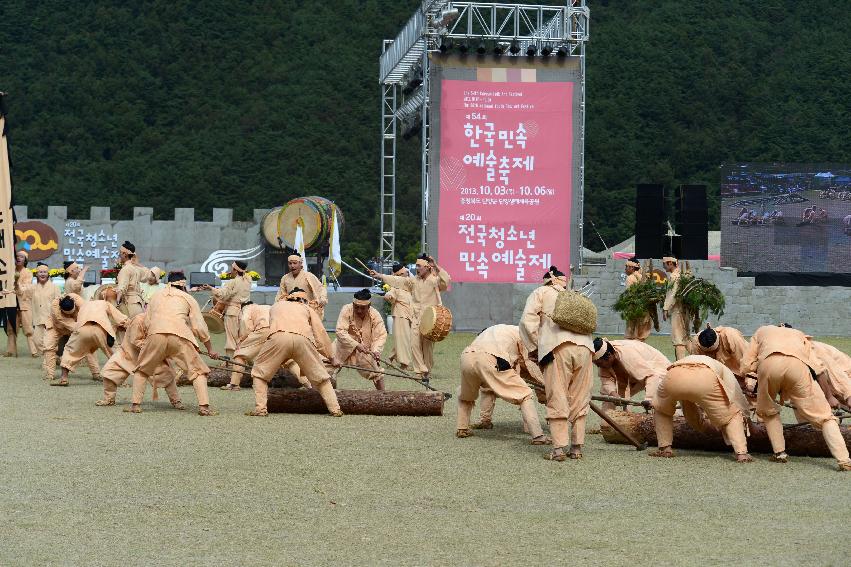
[437,80,573,283]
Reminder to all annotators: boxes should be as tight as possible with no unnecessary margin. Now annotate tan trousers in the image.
[625,314,652,341]
[227,328,270,386]
[42,329,100,379]
[410,312,434,375]
[756,354,850,464]
[223,314,239,353]
[654,365,748,454]
[60,324,110,372]
[13,309,37,355]
[670,307,689,359]
[100,362,180,404]
[132,334,210,405]
[340,350,382,382]
[33,323,48,354]
[251,332,340,414]
[389,316,413,368]
[544,343,593,448]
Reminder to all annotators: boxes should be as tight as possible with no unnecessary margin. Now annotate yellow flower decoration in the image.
[247,270,261,281]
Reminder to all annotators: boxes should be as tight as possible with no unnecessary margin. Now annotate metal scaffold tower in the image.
[379,1,590,265]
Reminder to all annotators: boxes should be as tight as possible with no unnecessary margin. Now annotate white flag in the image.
[294,218,307,267]
[329,207,341,277]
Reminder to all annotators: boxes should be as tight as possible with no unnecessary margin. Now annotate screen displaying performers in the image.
[437,79,573,283]
[720,163,851,273]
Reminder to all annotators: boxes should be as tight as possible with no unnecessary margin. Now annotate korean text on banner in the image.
[437,80,573,283]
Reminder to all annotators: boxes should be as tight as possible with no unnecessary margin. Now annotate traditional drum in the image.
[419,305,452,342]
[260,196,344,251]
[201,300,226,335]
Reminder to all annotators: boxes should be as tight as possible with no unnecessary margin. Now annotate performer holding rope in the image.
[330,289,387,390]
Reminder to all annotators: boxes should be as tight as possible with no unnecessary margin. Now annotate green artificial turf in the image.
[1,333,850,566]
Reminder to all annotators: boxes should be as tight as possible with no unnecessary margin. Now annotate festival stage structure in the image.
[379,2,590,276]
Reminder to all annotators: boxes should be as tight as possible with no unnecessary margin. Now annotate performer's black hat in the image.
[353,289,372,305]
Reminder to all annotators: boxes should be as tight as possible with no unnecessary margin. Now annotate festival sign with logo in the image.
[14,221,59,261]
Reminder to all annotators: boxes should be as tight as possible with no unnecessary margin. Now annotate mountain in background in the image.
[2,0,849,259]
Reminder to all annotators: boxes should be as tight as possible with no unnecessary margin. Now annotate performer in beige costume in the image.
[651,354,753,462]
[30,263,60,355]
[42,294,93,380]
[221,302,272,391]
[275,255,327,316]
[96,313,185,409]
[54,299,128,386]
[623,259,652,341]
[519,266,594,461]
[202,260,252,358]
[662,256,689,360]
[247,288,342,417]
[811,340,851,409]
[383,262,413,369]
[62,261,88,296]
[592,338,669,410]
[5,250,37,356]
[691,325,756,404]
[456,324,550,445]
[127,272,219,416]
[331,289,387,390]
[370,254,450,382]
[115,240,146,317]
[743,324,851,470]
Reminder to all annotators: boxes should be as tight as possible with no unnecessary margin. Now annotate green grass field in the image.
[2,333,850,566]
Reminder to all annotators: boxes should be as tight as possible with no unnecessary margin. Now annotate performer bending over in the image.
[331,289,387,390]
[54,299,128,386]
[592,338,669,410]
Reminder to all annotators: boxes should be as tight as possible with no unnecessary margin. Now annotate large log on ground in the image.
[267,388,445,416]
[599,411,851,458]
[178,367,303,388]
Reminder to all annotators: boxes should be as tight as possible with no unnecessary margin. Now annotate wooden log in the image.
[177,367,303,389]
[599,411,851,458]
[267,388,445,416]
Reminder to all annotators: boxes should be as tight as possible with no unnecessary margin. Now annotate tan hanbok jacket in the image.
[669,355,751,416]
[600,340,670,389]
[812,341,851,401]
[75,299,128,337]
[31,281,61,326]
[64,275,85,296]
[275,270,327,306]
[335,304,387,361]
[689,326,750,377]
[269,300,333,360]
[464,324,543,384]
[381,268,450,311]
[625,272,642,288]
[742,325,825,375]
[519,284,594,358]
[239,304,271,342]
[144,285,210,347]
[116,262,145,304]
[384,287,413,321]
[212,274,252,316]
[662,267,681,313]
[48,293,85,334]
[14,268,34,311]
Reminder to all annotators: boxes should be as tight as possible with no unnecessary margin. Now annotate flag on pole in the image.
[294,217,307,267]
[328,206,342,277]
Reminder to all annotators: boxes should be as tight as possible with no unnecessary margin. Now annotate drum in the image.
[260,196,344,251]
[419,305,452,342]
[202,300,227,335]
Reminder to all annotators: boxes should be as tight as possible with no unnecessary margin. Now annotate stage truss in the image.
[378,1,590,265]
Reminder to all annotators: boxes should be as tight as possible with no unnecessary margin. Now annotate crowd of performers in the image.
[3,244,850,470]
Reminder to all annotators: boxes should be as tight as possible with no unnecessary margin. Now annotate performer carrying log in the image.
[456,324,551,446]
[53,299,129,386]
[127,272,219,416]
[30,262,60,356]
[200,260,251,360]
[661,256,689,360]
[744,324,851,470]
[623,259,652,341]
[96,313,186,409]
[247,287,342,417]
[41,294,100,382]
[651,354,753,462]
[330,289,387,390]
[369,254,450,384]
[592,338,669,410]
[519,266,594,461]
[382,262,414,370]
[274,254,327,317]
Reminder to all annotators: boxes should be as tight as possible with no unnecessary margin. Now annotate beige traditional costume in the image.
[332,290,387,388]
[652,355,752,460]
[375,256,450,380]
[692,325,756,406]
[12,260,37,356]
[457,324,549,444]
[623,259,652,341]
[662,257,689,360]
[593,339,669,408]
[812,341,851,408]
[274,255,327,316]
[115,241,145,317]
[519,267,594,460]
[129,273,216,415]
[743,325,850,469]
[30,265,60,354]
[42,294,99,381]
[62,261,86,296]
[248,288,341,416]
[383,263,413,369]
[55,299,128,385]
[210,261,252,357]
[221,303,273,390]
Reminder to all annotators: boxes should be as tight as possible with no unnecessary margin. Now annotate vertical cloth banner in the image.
[328,207,342,277]
[437,80,573,283]
[294,218,307,267]
[0,101,17,309]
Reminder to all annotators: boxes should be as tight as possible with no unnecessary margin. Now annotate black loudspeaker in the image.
[635,184,666,259]
[675,185,708,259]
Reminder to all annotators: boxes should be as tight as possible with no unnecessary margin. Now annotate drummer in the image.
[274,254,327,317]
[200,261,252,360]
[369,254,450,385]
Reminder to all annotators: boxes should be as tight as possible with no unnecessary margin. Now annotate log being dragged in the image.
[600,411,851,458]
[267,388,445,416]
[178,367,303,388]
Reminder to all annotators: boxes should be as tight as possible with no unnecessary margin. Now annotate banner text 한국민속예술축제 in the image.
[438,80,572,283]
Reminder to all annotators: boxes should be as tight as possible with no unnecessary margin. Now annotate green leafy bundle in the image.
[613,279,666,331]
[675,274,726,332]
